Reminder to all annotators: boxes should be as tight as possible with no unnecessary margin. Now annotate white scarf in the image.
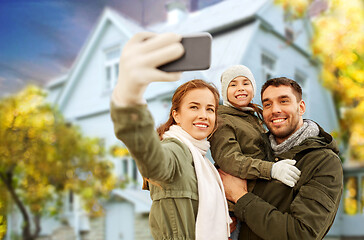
[163,125,230,239]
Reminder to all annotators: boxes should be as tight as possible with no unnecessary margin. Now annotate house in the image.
[339,162,364,239]
[7,0,348,239]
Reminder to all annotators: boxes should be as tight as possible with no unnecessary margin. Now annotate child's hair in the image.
[220,65,263,120]
[248,103,263,121]
[157,79,220,140]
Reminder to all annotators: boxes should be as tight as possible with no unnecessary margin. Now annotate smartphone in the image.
[158,32,212,72]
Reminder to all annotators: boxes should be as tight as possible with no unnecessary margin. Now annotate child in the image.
[209,65,301,239]
[111,32,231,239]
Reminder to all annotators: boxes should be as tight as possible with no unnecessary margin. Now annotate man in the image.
[219,77,343,240]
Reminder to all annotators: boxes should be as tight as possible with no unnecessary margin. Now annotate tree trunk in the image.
[0,172,39,240]
[33,214,41,239]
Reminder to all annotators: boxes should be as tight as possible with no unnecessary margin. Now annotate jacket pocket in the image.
[291,184,336,237]
[300,184,335,212]
[151,189,199,201]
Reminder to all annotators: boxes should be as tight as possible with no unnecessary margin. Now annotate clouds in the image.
[0,56,70,97]
[0,0,106,97]
[0,0,172,97]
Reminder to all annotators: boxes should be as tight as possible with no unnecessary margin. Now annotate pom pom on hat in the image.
[220,65,256,105]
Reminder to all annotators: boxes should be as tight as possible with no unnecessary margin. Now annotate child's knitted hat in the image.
[220,65,256,106]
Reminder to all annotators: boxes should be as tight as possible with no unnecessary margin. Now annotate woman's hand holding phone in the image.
[112,32,184,106]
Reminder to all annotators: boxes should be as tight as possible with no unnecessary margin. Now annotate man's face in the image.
[262,85,305,144]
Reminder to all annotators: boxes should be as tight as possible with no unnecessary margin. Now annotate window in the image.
[69,190,73,211]
[283,16,294,43]
[122,158,129,176]
[64,190,74,212]
[362,176,364,214]
[285,27,294,43]
[294,70,308,100]
[104,47,120,90]
[261,53,276,81]
[344,176,358,215]
[132,160,138,182]
[121,157,138,183]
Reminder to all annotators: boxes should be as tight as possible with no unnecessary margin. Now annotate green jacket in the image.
[234,124,343,240]
[111,103,198,240]
[209,105,273,182]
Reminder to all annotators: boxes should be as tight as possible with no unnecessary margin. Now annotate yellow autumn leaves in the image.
[0,85,118,228]
[276,0,364,161]
[0,199,6,239]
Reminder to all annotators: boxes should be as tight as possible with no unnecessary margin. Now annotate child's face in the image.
[227,76,254,108]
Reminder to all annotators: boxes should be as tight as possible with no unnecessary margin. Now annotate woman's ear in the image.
[172,110,180,124]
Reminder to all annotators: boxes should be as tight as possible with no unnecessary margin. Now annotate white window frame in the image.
[283,15,295,43]
[120,157,138,185]
[294,69,308,101]
[104,46,121,91]
[261,51,277,81]
[65,190,74,213]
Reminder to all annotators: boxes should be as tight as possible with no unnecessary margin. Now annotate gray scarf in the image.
[269,119,319,155]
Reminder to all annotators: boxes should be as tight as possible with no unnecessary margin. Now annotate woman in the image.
[110,32,230,239]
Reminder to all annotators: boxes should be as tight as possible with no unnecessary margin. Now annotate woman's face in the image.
[227,76,253,108]
[172,88,216,140]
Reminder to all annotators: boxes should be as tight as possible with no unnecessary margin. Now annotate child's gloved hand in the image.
[112,32,185,106]
[271,159,301,187]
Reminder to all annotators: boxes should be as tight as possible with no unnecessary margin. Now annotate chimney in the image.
[165,1,188,25]
[190,0,199,11]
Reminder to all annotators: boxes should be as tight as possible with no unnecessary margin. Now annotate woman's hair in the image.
[157,79,220,140]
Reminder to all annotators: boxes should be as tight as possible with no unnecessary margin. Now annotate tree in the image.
[0,193,6,240]
[0,86,117,240]
[275,0,364,161]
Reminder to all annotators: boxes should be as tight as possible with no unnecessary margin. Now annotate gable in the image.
[46,74,67,104]
[53,8,143,120]
[61,23,127,119]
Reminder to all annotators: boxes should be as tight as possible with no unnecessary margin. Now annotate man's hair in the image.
[261,77,302,102]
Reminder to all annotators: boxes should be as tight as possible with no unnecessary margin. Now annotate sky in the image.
[0,0,169,97]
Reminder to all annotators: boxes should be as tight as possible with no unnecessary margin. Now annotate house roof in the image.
[111,189,152,214]
[145,0,265,94]
[46,74,68,89]
[50,0,270,109]
[149,0,267,34]
[204,21,258,88]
